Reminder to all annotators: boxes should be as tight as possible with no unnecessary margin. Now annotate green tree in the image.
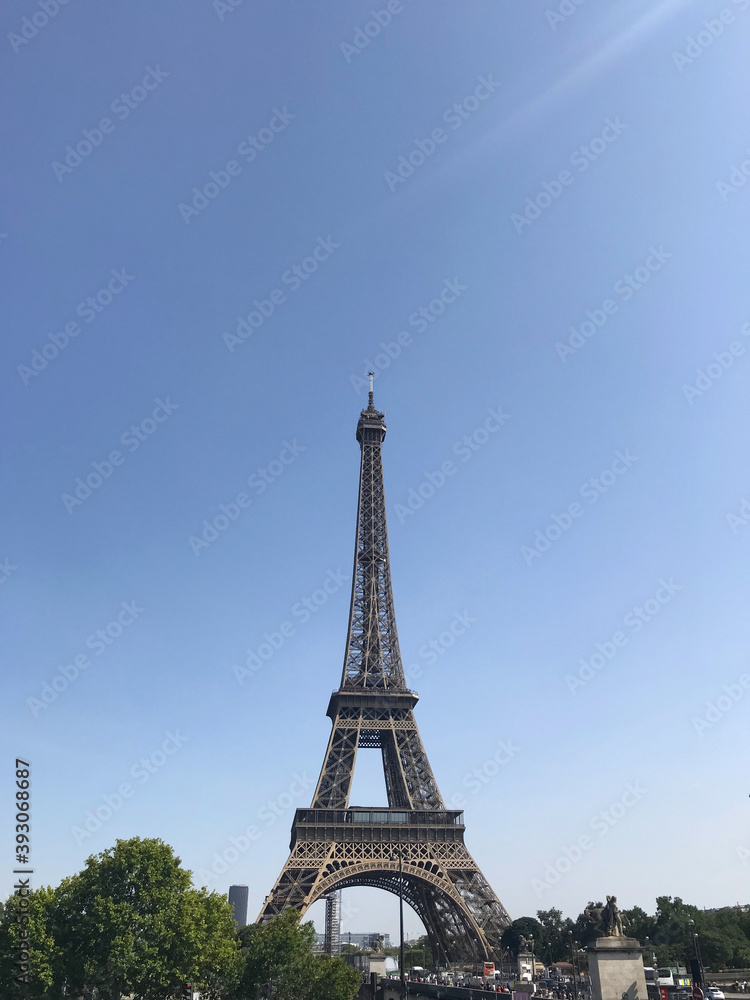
[501,917,546,957]
[51,837,242,999]
[0,885,58,999]
[622,906,656,947]
[307,954,362,1000]
[537,908,575,963]
[652,896,702,967]
[233,908,359,1000]
[697,908,750,970]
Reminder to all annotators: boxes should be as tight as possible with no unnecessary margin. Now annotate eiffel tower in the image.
[259,382,511,963]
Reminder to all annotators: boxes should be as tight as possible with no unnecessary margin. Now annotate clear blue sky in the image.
[3,0,750,940]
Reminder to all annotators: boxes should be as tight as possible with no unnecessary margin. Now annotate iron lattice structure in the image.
[259,390,511,963]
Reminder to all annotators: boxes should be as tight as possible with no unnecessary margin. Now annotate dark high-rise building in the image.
[228,884,249,926]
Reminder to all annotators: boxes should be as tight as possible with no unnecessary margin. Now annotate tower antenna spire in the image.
[368,371,374,409]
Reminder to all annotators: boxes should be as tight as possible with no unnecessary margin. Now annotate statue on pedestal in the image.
[584,895,645,1000]
[602,897,625,938]
[581,898,626,942]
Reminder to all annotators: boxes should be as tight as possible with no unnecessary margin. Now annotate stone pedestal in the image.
[368,954,387,979]
[588,937,647,1000]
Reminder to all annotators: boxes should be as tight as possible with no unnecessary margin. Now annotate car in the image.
[705,989,725,1000]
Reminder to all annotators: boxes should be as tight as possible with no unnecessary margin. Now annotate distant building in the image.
[318,931,391,950]
[228,885,249,926]
[324,892,341,956]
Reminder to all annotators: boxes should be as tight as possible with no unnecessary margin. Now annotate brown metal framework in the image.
[258,389,511,962]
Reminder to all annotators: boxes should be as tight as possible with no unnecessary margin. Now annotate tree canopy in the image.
[504,899,750,970]
[232,907,359,1000]
[0,838,359,1000]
